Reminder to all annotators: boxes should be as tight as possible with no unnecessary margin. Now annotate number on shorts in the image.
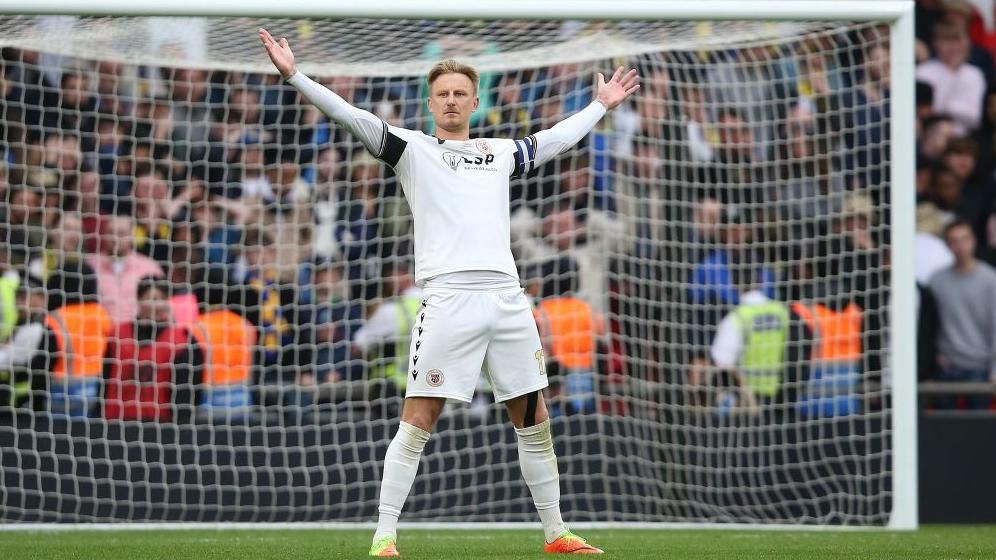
[535,349,547,376]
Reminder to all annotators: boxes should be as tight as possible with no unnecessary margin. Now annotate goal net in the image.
[0,11,907,526]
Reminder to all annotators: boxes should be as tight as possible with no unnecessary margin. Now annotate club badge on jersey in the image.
[474,139,492,155]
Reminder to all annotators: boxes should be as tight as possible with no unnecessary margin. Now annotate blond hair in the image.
[427,60,479,94]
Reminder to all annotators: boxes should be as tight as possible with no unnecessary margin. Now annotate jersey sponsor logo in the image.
[427,369,444,387]
[441,151,497,173]
[442,151,462,171]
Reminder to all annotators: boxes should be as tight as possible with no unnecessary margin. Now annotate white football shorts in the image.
[403,286,548,403]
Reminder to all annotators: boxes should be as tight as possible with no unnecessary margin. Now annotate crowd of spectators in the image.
[0,4,992,424]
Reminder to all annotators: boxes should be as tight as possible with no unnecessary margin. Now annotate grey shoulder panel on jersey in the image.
[376,121,408,168]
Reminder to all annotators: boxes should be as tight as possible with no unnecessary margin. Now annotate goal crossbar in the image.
[0,0,914,22]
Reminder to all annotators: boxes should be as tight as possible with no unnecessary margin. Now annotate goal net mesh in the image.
[0,16,893,524]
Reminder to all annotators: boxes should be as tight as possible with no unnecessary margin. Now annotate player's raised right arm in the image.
[258,28,387,157]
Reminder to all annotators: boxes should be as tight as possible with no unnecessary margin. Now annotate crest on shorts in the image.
[474,139,492,155]
[427,369,444,387]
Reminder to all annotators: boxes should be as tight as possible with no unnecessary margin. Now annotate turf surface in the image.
[1,526,994,559]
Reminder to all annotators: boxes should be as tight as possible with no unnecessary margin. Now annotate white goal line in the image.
[0,522,906,532]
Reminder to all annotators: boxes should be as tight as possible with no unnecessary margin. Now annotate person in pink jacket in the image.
[86,214,164,325]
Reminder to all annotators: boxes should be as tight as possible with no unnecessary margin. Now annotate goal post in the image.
[0,0,916,529]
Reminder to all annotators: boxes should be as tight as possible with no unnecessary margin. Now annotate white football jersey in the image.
[286,71,607,285]
[375,127,535,284]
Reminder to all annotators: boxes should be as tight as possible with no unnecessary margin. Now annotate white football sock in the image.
[372,421,430,543]
[515,419,567,543]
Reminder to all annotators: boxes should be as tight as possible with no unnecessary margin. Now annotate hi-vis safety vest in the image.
[791,301,863,417]
[534,297,596,371]
[45,302,113,379]
[734,301,790,397]
[0,275,17,342]
[189,309,256,410]
[791,302,862,365]
[372,296,422,390]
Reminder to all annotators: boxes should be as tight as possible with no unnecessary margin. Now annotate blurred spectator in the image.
[709,266,812,415]
[789,263,864,418]
[973,82,996,181]
[237,230,306,400]
[165,68,212,165]
[41,277,113,418]
[483,73,532,139]
[189,301,257,422]
[681,84,714,163]
[917,166,966,235]
[821,193,885,319]
[311,146,343,261]
[916,230,956,285]
[511,154,626,312]
[965,0,996,59]
[352,262,421,396]
[941,136,993,228]
[528,255,605,416]
[244,149,313,283]
[336,154,385,289]
[0,252,15,343]
[706,45,791,162]
[0,273,48,415]
[93,60,133,118]
[981,210,996,268]
[615,138,668,244]
[778,99,845,232]
[916,80,935,127]
[921,114,959,161]
[302,257,363,383]
[214,87,263,148]
[42,133,85,179]
[916,17,987,134]
[697,108,771,209]
[533,208,619,314]
[43,69,98,151]
[161,207,209,325]
[940,0,996,84]
[842,43,891,191]
[86,213,164,324]
[102,276,201,423]
[927,219,996,409]
[131,167,174,264]
[1,185,45,266]
[35,211,98,310]
[543,62,590,115]
[689,209,776,348]
[233,139,268,199]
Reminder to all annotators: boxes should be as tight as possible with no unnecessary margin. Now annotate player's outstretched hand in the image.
[259,28,296,80]
[595,67,641,111]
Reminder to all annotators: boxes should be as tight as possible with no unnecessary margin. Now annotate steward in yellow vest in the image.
[709,268,813,416]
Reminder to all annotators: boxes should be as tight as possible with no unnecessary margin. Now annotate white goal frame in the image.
[0,0,917,531]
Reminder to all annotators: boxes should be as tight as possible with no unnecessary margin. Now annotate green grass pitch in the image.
[2,526,995,559]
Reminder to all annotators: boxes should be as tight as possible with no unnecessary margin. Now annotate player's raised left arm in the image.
[514,67,639,175]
